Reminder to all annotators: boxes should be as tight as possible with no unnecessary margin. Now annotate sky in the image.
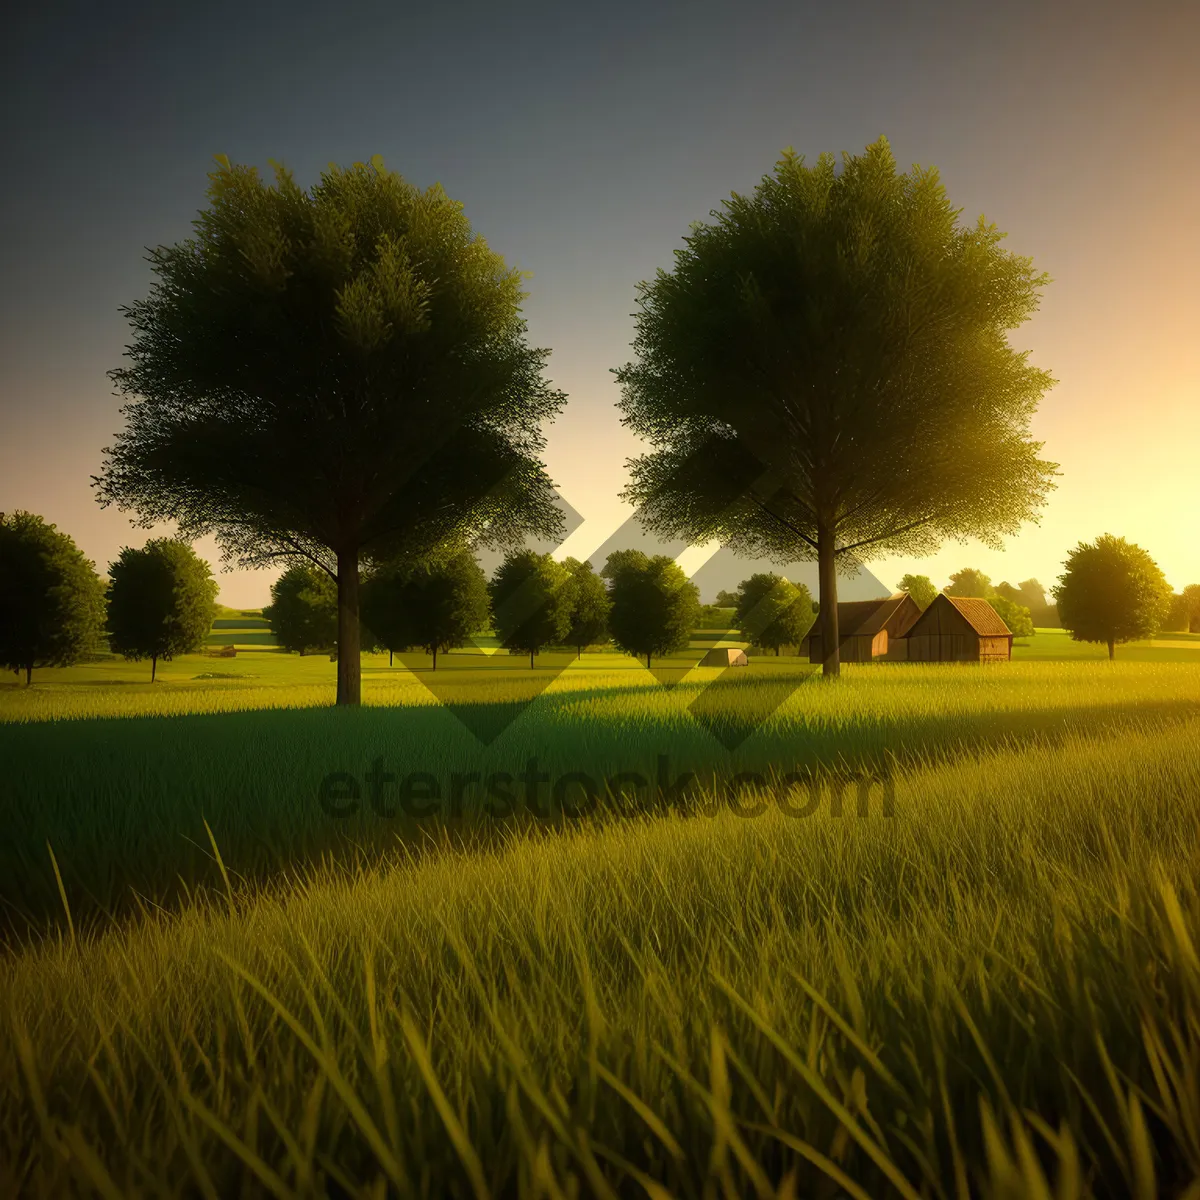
[2,0,1197,606]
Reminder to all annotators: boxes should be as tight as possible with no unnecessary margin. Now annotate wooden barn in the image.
[807,593,924,664]
[903,595,1013,662]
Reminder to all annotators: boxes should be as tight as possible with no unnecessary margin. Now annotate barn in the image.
[807,593,924,664]
[903,595,1013,662]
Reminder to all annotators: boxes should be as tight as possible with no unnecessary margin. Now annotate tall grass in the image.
[3,663,1199,941]
[3,721,1200,1196]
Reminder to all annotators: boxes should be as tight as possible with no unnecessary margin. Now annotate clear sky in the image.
[2,0,1196,606]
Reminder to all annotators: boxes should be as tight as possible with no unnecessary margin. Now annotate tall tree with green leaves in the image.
[988,595,1033,637]
[263,564,338,655]
[734,573,814,654]
[560,557,611,658]
[1165,584,1200,633]
[945,568,994,598]
[362,553,489,669]
[0,512,107,684]
[1053,535,1172,659]
[94,154,565,706]
[613,137,1056,677]
[607,553,701,668]
[107,539,219,680]
[896,573,938,610]
[490,551,571,668]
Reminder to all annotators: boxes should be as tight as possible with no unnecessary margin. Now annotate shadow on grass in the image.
[1,684,1198,949]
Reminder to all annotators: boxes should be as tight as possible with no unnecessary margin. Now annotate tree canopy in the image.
[0,511,107,684]
[606,552,701,668]
[362,552,489,668]
[1165,584,1200,633]
[988,595,1034,638]
[263,564,339,654]
[734,572,814,654]
[560,557,611,657]
[945,568,994,598]
[489,551,572,668]
[1053,534,1172,659]
[896,573,938,610]
[107,539,219,680]
[613,137,1056,677]
[94,154,565,706]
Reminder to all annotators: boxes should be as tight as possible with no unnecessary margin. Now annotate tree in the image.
[607,553,701,668]
[734,573,814,654]
[988,595,1033,638]
[613,137,1056,678]
[945,568,994,598]
[896,573,938,611]
[0,511,107,685]
[714,589,740,608]
[560,557,610,658]
[362,553,489,669]
[490,551,572,668]
[264,564,339,654]
[1165,585,1200,633]
[994,580,1021,603]
[107,539,219,680]
[94,155,565,708]
[1053,534,1172,659]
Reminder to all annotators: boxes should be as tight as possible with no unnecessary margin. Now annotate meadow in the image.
[3,626,1200,1195]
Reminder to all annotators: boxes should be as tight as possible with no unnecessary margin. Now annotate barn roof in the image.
[853,593,923,639]
[811,599,892,638]
[944,596,1012,636]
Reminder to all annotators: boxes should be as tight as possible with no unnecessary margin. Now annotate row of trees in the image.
[266,551,819,669]
[0,512,218,682]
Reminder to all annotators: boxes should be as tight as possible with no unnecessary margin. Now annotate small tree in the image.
[714,589,739,608]
[607,553,701,668]
[490,551,572,668]
[735,573,815,654]
[945,568,994,598]
[263,565,338,654]
[1053,534,1172,659]
[988,595,1033,638]
[363,553,489,669]
[107,539,218,680]
[561,557,610,658]
[0,511,107,684]
[896,573,938,611]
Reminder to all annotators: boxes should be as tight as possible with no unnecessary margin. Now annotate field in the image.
[3,626,1200,1196]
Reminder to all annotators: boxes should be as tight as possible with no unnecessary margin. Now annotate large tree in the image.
[490,551,572,668]
[1165,584,1200,633]
[560,557,611,658]
[0,511,107,685]
[1053,534,1172,659]
[263,564,338,655]
[613,137,1056,677]
[988,595,1033,638]
[896,573,938,611]
[362,552,489,669]
[734,572,814,654]
[607,552,701,668]
[107,539,219,680]
[94,155,565,706]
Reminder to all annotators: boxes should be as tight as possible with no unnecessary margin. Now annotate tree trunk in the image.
[646,652,652,669]
[776,646,780,657]
[336,546,361,706]
[389,649,394,667]
[25,663,32,686]
[151,655,157,683]
[1107,639,1115,660]
[577,646,582,659]
[530,648,535,669]
[817,523,840,678]
[432,647,437,671]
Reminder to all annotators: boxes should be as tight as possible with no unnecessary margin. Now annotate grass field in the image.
[3,627,1200,1195]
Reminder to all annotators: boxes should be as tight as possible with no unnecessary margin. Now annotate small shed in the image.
[904,595,1013,662]
[808,594,923,664]
[699,647,748,667]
